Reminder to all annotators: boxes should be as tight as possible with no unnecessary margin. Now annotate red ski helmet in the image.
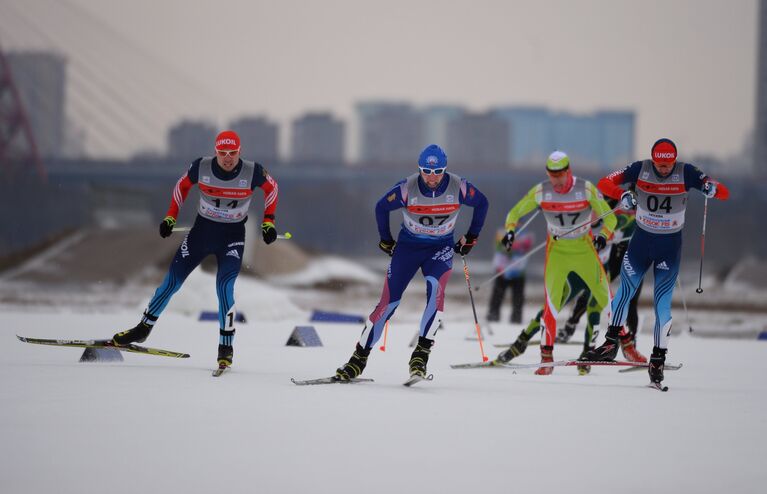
[651,138,677,164]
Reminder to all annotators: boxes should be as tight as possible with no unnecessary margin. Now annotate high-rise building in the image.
[755,0,767,176]
[595,110,635,169]
[447,112,509,166]
[291,112,345,165]
[167,120,216,158]
[356,102,423,164]
[6,51,66,159]
[423,105,465,154]
[494,106,552,166]
[229,116,279,165]
[551,113,601,169]
[493,106,634,169]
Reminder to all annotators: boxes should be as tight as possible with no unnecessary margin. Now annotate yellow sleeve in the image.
[587,181,617,238]
[504,184,541,231]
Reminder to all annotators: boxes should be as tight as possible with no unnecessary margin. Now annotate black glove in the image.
[159,216,175,238]
[500,230,515,252]
[262,222,277,244]
[454,233,478,256]
[593,234,607,252]
[378,238,396,257]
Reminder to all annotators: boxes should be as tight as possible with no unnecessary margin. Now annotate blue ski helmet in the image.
[418,144,448,170]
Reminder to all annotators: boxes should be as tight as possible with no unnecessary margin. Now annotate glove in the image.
[593,234,607,252]
[378,238,396,257]
[261,222,277,244]
[159,216,175,238]
[500,230,515,252]
[702,181,717,199]
[454,233,478,256]
[619,190,637,210]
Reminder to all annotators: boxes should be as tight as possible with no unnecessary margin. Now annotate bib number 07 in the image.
[419,215,450,226]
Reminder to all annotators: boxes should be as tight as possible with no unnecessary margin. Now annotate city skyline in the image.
[0,0,758,166]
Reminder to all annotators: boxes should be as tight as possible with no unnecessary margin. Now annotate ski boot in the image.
[408,337,434,378]
[620,333,647,363]
[649,346,667,384]
[336,343,371,381]
[534,345,554,375]
[112,312,157,345]
[581,325,621,361]
[577,347,594,375]
[486,311,500,322]
[556,321,577,343]
[494,330,532,364]
[217,344,234,368]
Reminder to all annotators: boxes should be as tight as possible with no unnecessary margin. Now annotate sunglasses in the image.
[419,167,446,175]
[216,149,239,157]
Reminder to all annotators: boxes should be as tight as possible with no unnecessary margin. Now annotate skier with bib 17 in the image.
[497,151,617,375]
[112,130,280,372]
[334,144,488,382]
[583,138,729,388]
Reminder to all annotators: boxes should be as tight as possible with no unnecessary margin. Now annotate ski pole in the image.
[553,204,622,241]
[512,208,540,237]
[461,255,488,362]
[474,240,547,291]
[174,227,293,240]
[696,197,708,294]
[379,320,389,352]
[676,277,693,333]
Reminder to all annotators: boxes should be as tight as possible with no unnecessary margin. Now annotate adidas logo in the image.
[226,249,240,259]
[657,261,670,270]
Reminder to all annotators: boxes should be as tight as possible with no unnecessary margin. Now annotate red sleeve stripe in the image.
[714,181,730,200]
[261,174,278,216]
[263,175,278,207]
[597,175,625,200]
[166,174,194,219]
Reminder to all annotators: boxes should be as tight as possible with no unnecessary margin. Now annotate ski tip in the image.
[648,383,669,392]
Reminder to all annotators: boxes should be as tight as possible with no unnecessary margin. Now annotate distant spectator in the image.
[487,228,534,323]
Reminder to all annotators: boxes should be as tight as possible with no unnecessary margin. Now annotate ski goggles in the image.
[216,149,240,157]
[419,167,446,175]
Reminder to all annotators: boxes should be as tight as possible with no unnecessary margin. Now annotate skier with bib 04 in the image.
[583,138,728,387]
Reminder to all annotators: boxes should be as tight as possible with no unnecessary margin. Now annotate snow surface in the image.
[2,269,766,494]
[268,255,380,287]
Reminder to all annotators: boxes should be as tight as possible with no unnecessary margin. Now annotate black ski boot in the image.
[581,325,621,361]
[218,344,234,368]
[336,343,371,380]
[112,312,157,345]
[556,321,577,343]
[408,337,434,377]
[495,330,532,364]
[649,346,667,384]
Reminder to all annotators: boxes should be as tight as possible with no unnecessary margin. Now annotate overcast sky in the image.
[0,0,758,163]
